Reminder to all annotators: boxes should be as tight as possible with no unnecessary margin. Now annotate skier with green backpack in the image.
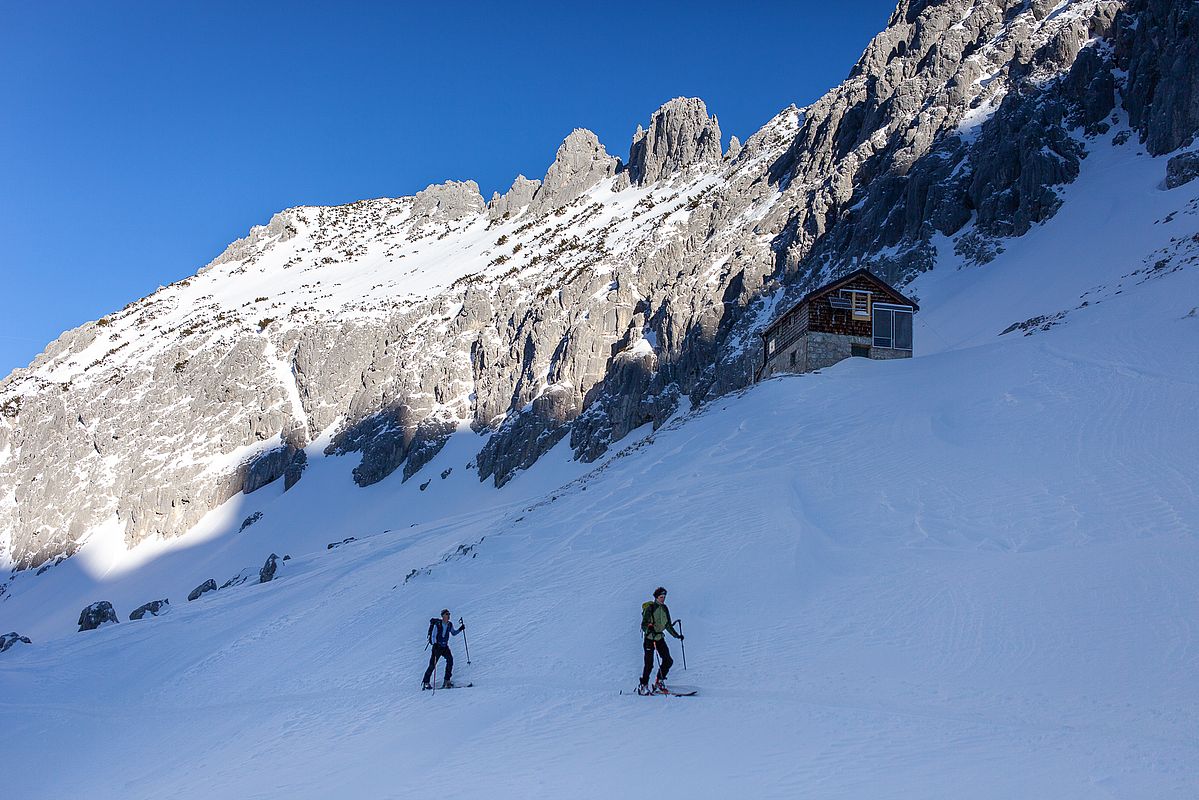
[638,587,684,695]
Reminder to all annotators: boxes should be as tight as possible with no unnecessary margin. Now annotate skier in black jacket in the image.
[423,608,464,689]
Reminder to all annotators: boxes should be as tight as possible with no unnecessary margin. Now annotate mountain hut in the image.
[757,269,919,380]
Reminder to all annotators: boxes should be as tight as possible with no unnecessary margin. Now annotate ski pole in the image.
[678,620,687,671]
[432,656,438,697]
[460,617,471,665]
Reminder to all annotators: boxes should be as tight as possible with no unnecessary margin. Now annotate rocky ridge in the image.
[2,0,1197,570]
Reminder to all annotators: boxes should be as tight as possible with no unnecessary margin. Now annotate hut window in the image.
[840,290,872,319]
[851,291,871,319]
[872,306,913,350]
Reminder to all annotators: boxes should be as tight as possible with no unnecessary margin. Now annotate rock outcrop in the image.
[259,553,281,583]
[725,135,742,161]
[411,180,487,221]
[1119,0,1199,155]
[78,601,118,631]
[129,599,169,620]
[488,175,541,222]
[241,442,308,494]
[220,570,254,589]
[1166,151,1199,189]
[0,632,32,652]
[239,511,264,532]
[527,129,619,216]
[188,579,218,601]
[627,97,722,184]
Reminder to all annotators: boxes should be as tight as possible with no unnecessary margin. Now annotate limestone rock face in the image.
[488,175,541,222]
[725,135,742,161]
[207,212,297,269]
[527,129,619,216]
[476,383,579,487]
[3,0,1198,572]
[411,180,486,221]
[283,449,307,490]
[77,601,118,632]
[766,0,1129,285]
[627,97,723,184]
[129,599,170,620]
[241,443,307,495]
[1120,0,1199,155]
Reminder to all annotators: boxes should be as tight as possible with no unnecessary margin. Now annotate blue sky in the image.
[0,1,896,377]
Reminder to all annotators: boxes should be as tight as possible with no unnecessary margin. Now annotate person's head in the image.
[653,587,667,602]
[441,609,451,620]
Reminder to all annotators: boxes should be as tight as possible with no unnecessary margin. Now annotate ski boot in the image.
[422,681,432,690]
[653,678,669,694]
[636,681,651,696]
[441,679,454,689]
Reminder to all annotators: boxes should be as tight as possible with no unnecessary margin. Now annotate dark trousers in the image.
[641,637,673,684]
[423,643,453,684]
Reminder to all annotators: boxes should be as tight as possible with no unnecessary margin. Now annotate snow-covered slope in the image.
[1,134,1196,797]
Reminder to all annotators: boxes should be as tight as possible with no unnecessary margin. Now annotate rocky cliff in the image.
[2,0,1197,570]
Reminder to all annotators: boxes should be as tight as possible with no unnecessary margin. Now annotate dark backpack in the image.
[427,617,439,645]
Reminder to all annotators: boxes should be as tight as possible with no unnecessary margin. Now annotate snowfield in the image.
[1,137,1198,798]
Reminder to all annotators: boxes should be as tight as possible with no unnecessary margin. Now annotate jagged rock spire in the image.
[626,97,722,185]
[527,129,619,216]
[488,175,542,222]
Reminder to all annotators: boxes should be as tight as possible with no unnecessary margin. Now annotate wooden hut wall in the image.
[808,274,908,337]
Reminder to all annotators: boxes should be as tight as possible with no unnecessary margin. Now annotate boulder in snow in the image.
[187,579,218,601]
[0,632,32,653]
[1165,152,1199,189]
[220,570,254,589]
[259,553,281,583]
[238,511,263,533]
[78,601,119,632]
[129,599,170,620]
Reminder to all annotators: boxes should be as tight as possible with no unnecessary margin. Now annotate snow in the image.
[2,127,1199,798]
[627,335,655,357]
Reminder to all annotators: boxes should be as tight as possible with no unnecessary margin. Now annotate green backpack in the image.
[641,601,669,634]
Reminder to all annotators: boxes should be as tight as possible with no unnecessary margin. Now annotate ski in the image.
[422,683,474,691]
[621,685,698,697]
